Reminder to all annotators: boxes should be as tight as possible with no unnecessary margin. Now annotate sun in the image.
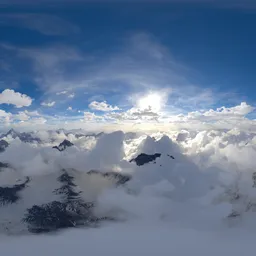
[137,93,163,112]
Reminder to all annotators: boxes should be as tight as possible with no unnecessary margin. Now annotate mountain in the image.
[0,140,9,153]
[0,167,129,234]
[53,139,74,152]
[0,129,41,143]
[24,170,95,233]
[4,128,18,138]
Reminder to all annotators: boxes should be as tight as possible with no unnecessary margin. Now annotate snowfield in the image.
[0,128,255,255]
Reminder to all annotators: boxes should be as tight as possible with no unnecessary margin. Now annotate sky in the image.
[0,0,255,131]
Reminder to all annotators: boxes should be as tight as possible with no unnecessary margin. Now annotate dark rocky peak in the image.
[53,139,74,152]
[0,139,9,152]
[130,153,161,166]
[19,132,41,143]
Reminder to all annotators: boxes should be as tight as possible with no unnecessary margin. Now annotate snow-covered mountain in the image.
[0,129,41,143]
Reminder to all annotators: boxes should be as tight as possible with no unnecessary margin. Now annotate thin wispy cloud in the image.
[41,101,55,107]
[0,14,80,35]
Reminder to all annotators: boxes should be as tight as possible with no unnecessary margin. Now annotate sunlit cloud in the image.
[41,101,56,107]
[89,101,120,112]
[0,89,32,108]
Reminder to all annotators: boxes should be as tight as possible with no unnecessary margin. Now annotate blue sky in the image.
[0,1,255,130]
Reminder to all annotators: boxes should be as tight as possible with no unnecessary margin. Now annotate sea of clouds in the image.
[0,128,255,255]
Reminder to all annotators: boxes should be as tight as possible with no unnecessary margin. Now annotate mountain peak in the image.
[53,139,74,152]
[6,128,18,136]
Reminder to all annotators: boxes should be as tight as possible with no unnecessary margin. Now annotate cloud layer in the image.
[0,127,255,236]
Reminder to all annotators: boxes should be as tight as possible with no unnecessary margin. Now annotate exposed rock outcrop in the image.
[130,153,161,166]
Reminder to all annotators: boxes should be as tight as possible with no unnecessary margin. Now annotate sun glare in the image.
[137,93,163,112]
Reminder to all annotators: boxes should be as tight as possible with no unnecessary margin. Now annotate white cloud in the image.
[84,111,99,121]
[0,109,11,118]
[0,89,32,108]
[106,107,160,122]
[186,102,255,121]
[0,101,253,132]
[68,93,75,98]
[29,117,47,124]
[24,110,40,116]
[163,102,256,132]
[15,111,30,121]
[89,101,120,112]
[41,101,55,107]
[205,102,254,117]
[0,109,12,123]
[56,91,68,95]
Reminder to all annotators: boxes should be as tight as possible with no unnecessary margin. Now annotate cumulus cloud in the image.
[15,111,30,121]
[41,101,55,107]
[0,109,12,123]
[67,106,72,111]
[187,102,255,120]
[89,101,120,112]
[0,89,32,108]
[164,102,256,132]
[83,111,104,122]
